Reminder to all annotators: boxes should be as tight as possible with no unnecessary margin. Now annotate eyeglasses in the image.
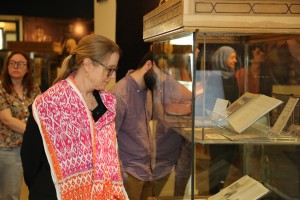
[8,60,27,69]
[90,58,118,77]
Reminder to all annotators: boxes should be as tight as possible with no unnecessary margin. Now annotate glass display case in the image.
[144,0,300,199]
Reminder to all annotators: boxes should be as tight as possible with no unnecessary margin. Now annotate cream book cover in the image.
[221,92,283,133]
[208,175,270,200]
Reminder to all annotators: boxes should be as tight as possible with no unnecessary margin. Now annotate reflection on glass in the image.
[151,36,194,199]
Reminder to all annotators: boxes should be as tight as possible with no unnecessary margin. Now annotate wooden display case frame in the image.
[143,0,300,42]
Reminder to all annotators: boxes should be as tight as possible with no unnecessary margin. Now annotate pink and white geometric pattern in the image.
[33,77,127,200]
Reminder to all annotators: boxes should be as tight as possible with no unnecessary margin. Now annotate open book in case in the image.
[205,92,300,142]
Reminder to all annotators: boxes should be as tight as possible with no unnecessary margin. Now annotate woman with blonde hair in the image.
[21,34,128,200]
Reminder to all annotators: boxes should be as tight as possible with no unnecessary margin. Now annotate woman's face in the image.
[226,52,237,69]
[8,54,29,80]
[88,52,119,90]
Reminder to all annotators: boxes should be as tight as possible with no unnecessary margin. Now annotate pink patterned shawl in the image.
[32,76,128,200]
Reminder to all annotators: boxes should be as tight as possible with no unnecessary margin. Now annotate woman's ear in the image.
[82,58,92,71]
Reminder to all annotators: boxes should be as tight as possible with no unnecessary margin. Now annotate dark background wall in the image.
[116,0,160,80]
[0,0,93,19]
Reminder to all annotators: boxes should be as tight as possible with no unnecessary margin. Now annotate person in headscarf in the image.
[206,46,241,194]
[201,46,240,113]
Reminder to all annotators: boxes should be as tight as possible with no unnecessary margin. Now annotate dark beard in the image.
[144,68,157,91]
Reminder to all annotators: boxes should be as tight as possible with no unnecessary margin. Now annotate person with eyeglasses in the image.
[20,34,128,200]
[0,51,41,200]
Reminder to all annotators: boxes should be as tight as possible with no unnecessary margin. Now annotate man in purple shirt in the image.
[111,51,192,200]
[111,51,156,200]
